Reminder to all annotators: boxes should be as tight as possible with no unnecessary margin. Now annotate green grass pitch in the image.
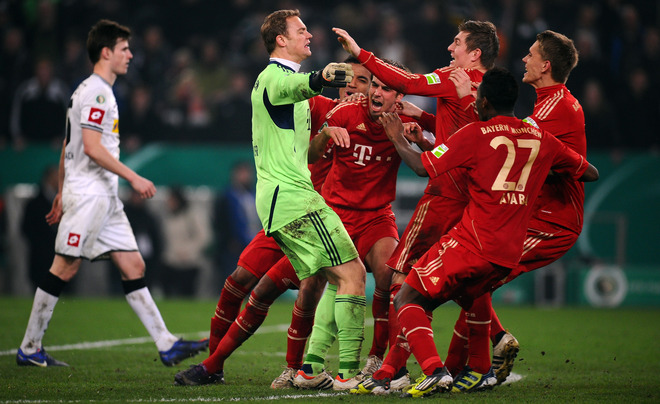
[1,297,659,403]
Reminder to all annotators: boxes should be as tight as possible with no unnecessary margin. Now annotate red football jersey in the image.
[358,49,483,201]
[421,115,589,268]
[308,95,338,192]
[527,84,586,233]
[321,98,408,210]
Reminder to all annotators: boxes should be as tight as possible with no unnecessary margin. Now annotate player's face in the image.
[448,31,472,68]
[368,76,402,120]
[282,16,312,63]
[522,41,546,88]
[339,63,371,99]
[109,39,132,75]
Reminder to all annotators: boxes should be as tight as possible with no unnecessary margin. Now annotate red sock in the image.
[466,294,492,374]
[388,283,402,349]
[490,301,505,343]
[375,331,410,380]
[398,304,443,375]
[209,277,250,354]
[286,302,315,369]
[368,287,390,358]
[204,291,273,373]
[444,310,469,376]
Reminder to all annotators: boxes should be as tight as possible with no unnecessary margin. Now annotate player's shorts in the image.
[497,218,579,286]
[330,204,399,262]
[265,256,301,292]
[270,205,358,281]
[55,193,137,261]
[405,234,511,309]
[387,193,465,274]
[237,229,286,278]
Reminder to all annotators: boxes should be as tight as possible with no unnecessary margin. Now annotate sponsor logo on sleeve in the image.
[431,143,449,158]
[88,108,105,125]
[112,119,119,133]
[424,73,441,85]
[522,116,539,129]
[67,233,81,247]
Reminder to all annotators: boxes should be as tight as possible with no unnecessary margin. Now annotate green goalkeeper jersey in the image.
[251,60,325,234]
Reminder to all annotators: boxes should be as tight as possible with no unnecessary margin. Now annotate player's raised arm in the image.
[332,28,361,57]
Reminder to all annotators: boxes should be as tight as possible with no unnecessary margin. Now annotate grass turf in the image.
[1,297,659,403]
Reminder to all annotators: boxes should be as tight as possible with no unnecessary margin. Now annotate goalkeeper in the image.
[173,9,367,386]
[251,9,368,384]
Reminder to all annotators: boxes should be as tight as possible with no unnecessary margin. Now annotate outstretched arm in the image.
[308,126,350,163]
[332,28,361,57]
[380,113,428,177]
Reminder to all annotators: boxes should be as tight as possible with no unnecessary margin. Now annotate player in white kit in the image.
[16,19,207,367]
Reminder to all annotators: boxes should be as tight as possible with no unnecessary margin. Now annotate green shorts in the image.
[271,206,358,280]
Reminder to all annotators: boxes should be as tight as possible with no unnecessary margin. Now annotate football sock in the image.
[444,311,469,376]
[490,303,506,344]
[466,293,492,374]
[304,284,337,375]
[374,330,410,380]
[388,282,402,348]
[398,304,443,375]
[286,302,315,369]
[335,293,366,378]
[203,291,274,373]
[124,282,177,351]
[368,287,389,358]
[210,276,250,353]
[20,279,62,354]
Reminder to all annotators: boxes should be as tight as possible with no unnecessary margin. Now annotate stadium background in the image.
[0,0,658,307]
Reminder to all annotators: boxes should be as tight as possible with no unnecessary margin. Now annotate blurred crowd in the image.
[1,0,658,152]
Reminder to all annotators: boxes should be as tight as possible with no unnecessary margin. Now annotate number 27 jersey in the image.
[421,115,589,268]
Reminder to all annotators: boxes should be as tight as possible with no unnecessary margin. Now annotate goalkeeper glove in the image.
[309,62,354,91]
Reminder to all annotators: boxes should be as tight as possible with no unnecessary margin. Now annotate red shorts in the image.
[387,193,465,274]
[265,256,301,291]
[237,229,286,278]
[499,218,579,285]
[405,235,511,309]
[331,204,399,261]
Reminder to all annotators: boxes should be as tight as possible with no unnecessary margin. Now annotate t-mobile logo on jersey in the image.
[352,144,373,166]
[67,233,81,247]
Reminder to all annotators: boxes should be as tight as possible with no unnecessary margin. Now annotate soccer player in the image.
[353,67,598,398]
[16,19,208,368]
[293,62,436,391]
[333,20,499,380]
[174,9,366,385]
[445,30,589,389]
[174,58,372,387]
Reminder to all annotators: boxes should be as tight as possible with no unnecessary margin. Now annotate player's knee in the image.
[231,266,259,289]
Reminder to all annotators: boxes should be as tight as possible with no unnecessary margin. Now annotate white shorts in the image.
[55,193,138,261]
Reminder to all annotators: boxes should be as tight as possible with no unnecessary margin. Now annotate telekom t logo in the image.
[352,144,372,166]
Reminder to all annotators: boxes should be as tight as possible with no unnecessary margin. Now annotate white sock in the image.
[125,287,178,351]
[20,288,59,354]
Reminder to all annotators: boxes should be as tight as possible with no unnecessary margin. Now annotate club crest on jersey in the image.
[96,95,105,104]
[67,233,81,247]
[424,73,441,85]
[522,116,539,129]
[431,143,449,158]
[88,108,105,125]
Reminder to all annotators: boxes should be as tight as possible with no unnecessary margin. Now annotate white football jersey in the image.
[63,74,120,196]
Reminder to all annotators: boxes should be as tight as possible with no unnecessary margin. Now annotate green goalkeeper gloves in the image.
[309,62,354,91]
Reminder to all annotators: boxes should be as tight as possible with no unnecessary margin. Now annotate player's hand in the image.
[380,112,405,143]
[321,126,350,148]
[45,193,63,225]
[309,62,354,91]
[449,68,476,99]
[402,122,424,143]
[332,28,360,57]
[130,176,156,199]
[339,92,366,104]
[397,100,424,119]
